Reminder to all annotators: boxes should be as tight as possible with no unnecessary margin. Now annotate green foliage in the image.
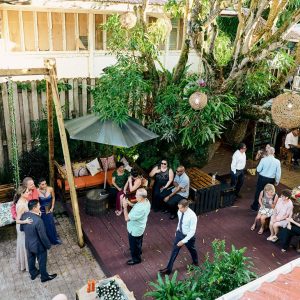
[146,240,256,300]
[217,17,238,42]
[92,55,151,125]
[114,146,139,163]
[213,33,233,67]
[243,68,276,102]
[277,0,300,27]
[17,82,31,91]
[164,0,185,18]
[37,79,72,93]
[271,50,295,75]
[0,165,13,185]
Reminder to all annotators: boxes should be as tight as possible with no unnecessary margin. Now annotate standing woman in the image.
[37,178,61,245]
[15,186,33,271]
[109,162,129,208]
[149,160,174,212]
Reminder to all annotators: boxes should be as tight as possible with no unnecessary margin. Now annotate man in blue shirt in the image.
[159,199,198,275]
[123,188,151,265]
[251,147,281,211]
[163,165,190,220]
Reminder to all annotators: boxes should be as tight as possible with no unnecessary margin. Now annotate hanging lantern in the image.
[120,12,137,29]
[156,17,172,34]
[271,93,300,129]
[189,92,208,110]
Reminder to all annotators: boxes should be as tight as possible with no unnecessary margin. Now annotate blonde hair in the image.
[264,183,275,194]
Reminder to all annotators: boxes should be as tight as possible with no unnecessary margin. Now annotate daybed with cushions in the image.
[55,155,126,199]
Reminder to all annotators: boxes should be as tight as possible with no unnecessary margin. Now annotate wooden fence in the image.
[0,78,96,171]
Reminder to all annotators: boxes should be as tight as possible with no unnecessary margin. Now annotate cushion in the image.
[100,155,116,170]
[121,157,132,172]
[0,201,15,227]
[86,158,102,176]
[72,162,89,177]
[57,169,114,191]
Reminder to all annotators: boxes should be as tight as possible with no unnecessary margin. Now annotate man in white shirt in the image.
[159,199,198,275]
[285,128,300,164]
[230,143,247,197]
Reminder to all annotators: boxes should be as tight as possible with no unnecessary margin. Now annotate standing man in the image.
[160,199,198,275]
[163,166,190,220]
[251,147,281,211]
[22,177,39,200]
[123,188,151,265]
[230,143,247,198]
[21,200,57,282]
[285,128,300,165]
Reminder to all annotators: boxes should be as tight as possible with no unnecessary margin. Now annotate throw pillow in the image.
[121,157,132,172]
[72,162,89,177]
[100,155,116,170]
[86,158,102,176]
[0,202,15,227]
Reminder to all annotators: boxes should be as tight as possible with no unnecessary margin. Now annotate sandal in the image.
[271,236,278,243]
[115,210,122,216]
[250,224,256,231]
[267,236,274,241]
[281,249,286,253]
[258,228,264,235]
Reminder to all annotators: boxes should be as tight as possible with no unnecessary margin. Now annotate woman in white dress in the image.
[15,186,33,271]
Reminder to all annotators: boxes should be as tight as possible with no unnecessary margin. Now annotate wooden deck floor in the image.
[65,174,299,299]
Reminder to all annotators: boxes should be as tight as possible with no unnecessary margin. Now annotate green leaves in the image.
[146,240,256,299]
[213,33,233,67]
[92,55,151,125]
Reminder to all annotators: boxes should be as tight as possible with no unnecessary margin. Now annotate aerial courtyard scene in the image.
[0,0,300,299]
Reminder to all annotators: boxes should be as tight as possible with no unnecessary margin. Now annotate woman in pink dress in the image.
[268,189,293,242]
[15,186,33,271]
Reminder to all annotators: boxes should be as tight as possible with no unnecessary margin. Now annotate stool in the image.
[279,147,293,171]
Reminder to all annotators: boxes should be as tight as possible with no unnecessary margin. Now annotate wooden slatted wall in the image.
[0,78,96,171]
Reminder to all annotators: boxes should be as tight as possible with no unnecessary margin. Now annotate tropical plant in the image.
[145,240,256,299]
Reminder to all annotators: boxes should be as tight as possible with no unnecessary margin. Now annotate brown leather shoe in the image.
[159,267,171,275]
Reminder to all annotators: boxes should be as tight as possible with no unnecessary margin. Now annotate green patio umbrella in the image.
[64,114,159,188]
[64,114,159,148]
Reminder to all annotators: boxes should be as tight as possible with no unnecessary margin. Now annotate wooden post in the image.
[46,79,55,188]
[44,58,84,248]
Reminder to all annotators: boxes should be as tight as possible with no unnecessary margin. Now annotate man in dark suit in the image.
[21,199,57,282]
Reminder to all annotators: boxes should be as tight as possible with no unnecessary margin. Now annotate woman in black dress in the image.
[149,159,174,212]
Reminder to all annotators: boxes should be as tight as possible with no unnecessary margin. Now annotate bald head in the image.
[267,147,275,156]
[52,294,68,300]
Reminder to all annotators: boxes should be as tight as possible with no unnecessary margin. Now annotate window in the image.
[65,13,76,51]
[37,12,49,50]
[23,11,35,51]
[52,13,63,51]
[78,13,88,50]
[169,19,179,50]
[95,14,103,50]
[7,10,21,51]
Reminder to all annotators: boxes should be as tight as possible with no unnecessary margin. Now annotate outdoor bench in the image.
[0,184,15,227]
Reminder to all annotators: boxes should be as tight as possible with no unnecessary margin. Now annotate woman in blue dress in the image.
[38,178,61,245]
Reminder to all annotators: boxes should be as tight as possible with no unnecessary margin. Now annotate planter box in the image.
[76,275,136,300]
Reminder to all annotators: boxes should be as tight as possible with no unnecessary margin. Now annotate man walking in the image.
[230,143,247,197]
[21,200,57,282]
[160,199,198,275]
[123,188,151,265]
[163,165,190,219]
[251,147,281,211]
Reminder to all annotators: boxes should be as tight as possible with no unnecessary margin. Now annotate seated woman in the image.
[280,214,300,252]
[251,184,278,234]
[115,169,142,216]
[268,189,293,242]
[37,178,61,245]
[149,159,174,212]
[109,162,129,208]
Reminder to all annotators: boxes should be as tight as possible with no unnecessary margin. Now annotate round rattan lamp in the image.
[189,92,208,110]
[271,93,300,128]
[120,12,137,29]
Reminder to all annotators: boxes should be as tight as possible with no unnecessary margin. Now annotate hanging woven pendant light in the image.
[120,12,137,29]
[271,93,300,128]
[189,92,208,110]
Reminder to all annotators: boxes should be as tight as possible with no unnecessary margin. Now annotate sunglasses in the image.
[161,162,167,165]
[176,169,183,173]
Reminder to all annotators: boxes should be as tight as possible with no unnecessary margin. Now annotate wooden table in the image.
[186,167,222,215]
